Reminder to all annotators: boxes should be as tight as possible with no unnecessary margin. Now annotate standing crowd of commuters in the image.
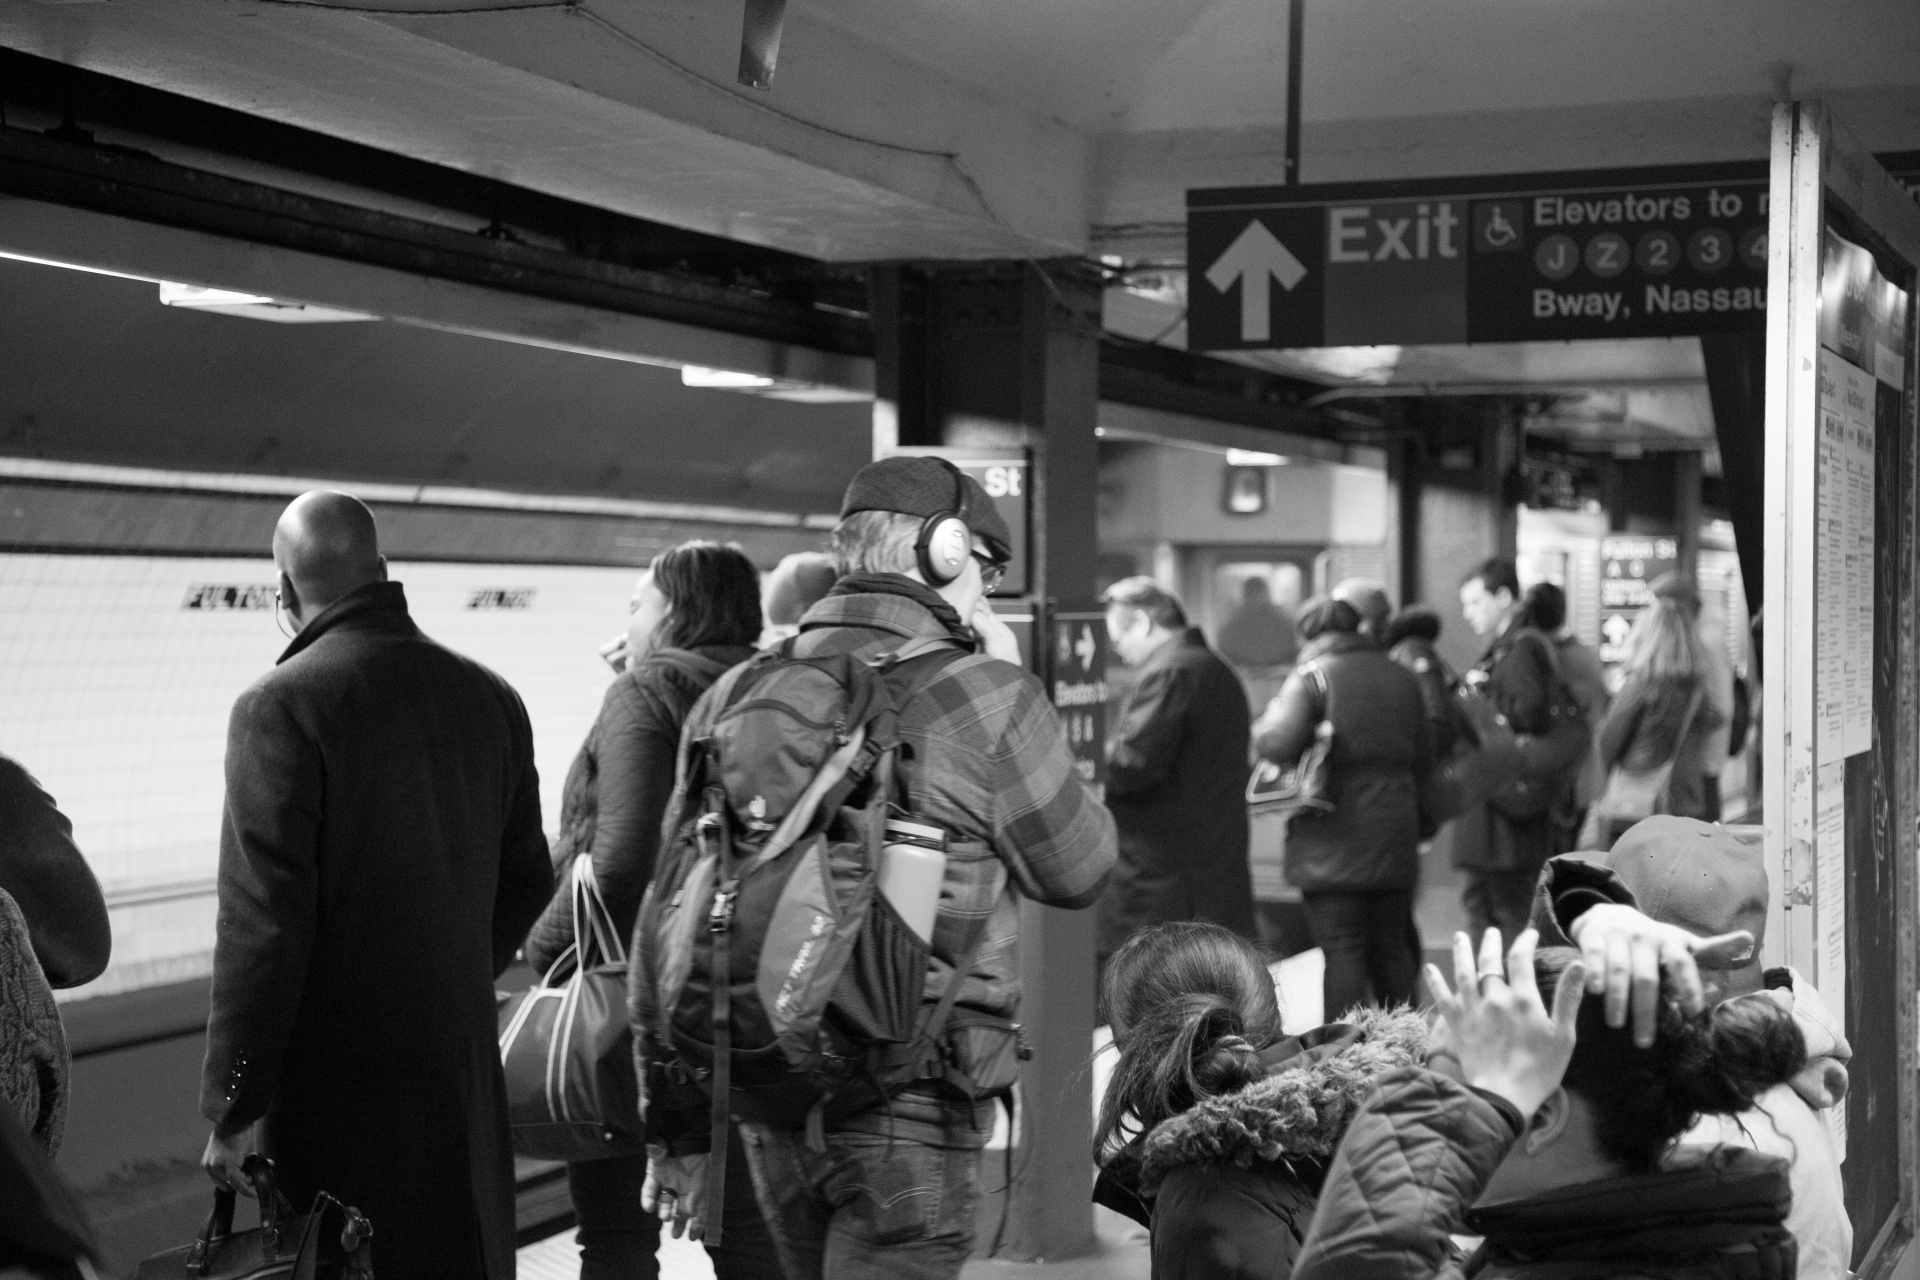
[0,469,1842,1280]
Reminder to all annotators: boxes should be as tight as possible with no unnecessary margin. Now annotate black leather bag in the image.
[136,1156,372,1280]
[1247,661,1336,818]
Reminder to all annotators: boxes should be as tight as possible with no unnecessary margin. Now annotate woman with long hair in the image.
[1092,921,1428,1280]
[1294,927,1805,1279]
[1584,596,1725,847]
[522,541,768,1280]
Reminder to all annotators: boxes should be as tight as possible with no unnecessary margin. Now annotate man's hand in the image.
[1425,928,1584,1120]
[971,601,1023,666]
[202,1125,256,1195]
[643,1150,710,1241]
[1567,902,1754,1048]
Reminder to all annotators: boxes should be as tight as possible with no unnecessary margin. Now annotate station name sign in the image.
[1187,162,1775,351]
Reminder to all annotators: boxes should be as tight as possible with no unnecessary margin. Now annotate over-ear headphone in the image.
[915,458,973,586]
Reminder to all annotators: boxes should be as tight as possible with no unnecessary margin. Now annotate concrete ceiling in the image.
[3,0,1919,411]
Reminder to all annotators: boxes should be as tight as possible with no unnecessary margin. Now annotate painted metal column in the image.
[870,259,1105,1261]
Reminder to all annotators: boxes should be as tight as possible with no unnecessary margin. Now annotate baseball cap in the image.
[1604,815,1766,979]
[839,456,1013,563]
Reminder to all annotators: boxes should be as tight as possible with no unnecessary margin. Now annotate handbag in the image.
[497,856,646,1162]
[1247,662,1335,818]
[137,1156,372,1280]
[1581,686,1706,846]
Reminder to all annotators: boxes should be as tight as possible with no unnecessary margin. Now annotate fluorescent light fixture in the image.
[1225,449,1286,466]
[681,366,777,389]
[158,281,376,323]
[0,249,154,282]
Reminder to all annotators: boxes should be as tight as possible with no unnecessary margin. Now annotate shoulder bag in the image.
[498,856,645,1161]
[137,1156,372,1280]
[1579,685,1707,848]
[1247,661,1335,818]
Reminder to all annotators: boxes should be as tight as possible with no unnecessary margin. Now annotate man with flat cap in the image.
[642,456,1116,1280]
[200,491,552,1279]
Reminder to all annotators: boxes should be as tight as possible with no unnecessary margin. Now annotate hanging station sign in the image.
[1187,163,1777,351]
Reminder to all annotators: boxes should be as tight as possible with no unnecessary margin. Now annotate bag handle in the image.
[290,1192,374,1280]
[571,856,625,967]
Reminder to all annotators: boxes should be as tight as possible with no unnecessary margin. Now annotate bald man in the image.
[200,492,552,1280]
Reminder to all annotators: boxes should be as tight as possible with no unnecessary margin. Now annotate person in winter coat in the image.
[523,542,767,1280]
[1253,597,1433,1014]
[1585,595,1725,848]
[1092,921,1430,1280]
[0,890,67,1154]
[1517,585,1610,832]
[200,492,554,1280]
[1453,559,1569,943]
[1099,577,1257,968]
[1383,606,1463,762]
[1294,923,1807,1280]
[0,753,109,992]
[1599,816,1852,1279]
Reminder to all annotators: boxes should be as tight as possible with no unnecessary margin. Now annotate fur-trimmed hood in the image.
[1136,1006,1429,1192]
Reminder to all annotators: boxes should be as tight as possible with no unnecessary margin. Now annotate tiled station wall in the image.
[3,553,641,999]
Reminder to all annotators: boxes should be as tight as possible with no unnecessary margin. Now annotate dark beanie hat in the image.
[1295,595,1361,641]
[839,456,1013,562]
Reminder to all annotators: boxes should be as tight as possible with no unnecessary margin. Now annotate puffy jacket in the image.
[1597,672,1726,822]
[524,644,755,974]
[1095,1008,1430,1280]
[1293,1065,1797,1280]
[1253,633,1433,892]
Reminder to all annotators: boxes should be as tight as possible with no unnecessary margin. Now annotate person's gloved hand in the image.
[1424,927,1584,1120]
[643,1149,709,1241]
[1567,903,1752,1048]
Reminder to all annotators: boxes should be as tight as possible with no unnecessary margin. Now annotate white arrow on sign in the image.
[1205,219,1308,343]
[1075,625,1097,672]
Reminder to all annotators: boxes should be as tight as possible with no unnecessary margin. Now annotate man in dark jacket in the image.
[1098,577,1257,969]
[1453,558,1566,943]
[200,491,552,1280]
[1254,597,1433,1015]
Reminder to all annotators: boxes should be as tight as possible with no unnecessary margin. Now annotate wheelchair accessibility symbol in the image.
[1473,200,1525,253]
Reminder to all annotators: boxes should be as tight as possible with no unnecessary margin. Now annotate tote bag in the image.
[498,857,645,1161]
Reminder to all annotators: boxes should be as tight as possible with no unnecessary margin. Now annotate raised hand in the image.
[1567,903,1753,1048]
[1425,928,1585,1120]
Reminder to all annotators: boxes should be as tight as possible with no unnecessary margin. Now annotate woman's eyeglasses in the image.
[972,551,1007,593]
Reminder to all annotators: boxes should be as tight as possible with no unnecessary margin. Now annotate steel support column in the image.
[870,259,1103,1261]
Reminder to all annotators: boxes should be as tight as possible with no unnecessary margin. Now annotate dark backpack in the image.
[632,635,1006,1243]
[1478,629,1592,820]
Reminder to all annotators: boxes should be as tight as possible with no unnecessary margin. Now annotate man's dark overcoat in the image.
[1098,627,1256,960]
[201,582,551,1280]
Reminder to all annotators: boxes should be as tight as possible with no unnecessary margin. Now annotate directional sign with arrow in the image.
[1186,204,1324,350]
[1205,220,1308,343]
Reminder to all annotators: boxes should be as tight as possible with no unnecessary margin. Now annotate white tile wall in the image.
[1,554,641,999]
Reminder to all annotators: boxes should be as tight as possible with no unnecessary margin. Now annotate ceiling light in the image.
[158,282,376,323]
[681,366,777,389]
[0,249,153,282]
[1225,449,1286,466]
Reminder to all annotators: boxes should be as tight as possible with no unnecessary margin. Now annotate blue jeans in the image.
[736,1123,980,1280]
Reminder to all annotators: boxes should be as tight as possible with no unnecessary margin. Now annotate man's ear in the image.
[1523,1087,1571,1155]
[277,569,301,622]
[376,554,389,582]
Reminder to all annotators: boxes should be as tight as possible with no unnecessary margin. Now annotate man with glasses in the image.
[1097,577,1258,974]
[642,455,1115,1280]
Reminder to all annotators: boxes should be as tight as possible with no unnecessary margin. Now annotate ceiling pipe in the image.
[1304,377,1707,406]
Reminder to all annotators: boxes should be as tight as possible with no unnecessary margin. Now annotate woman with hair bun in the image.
[1092,921,1429,1280]
[1293,927,1807,1279]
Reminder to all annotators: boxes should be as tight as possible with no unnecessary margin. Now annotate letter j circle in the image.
[1535,234,1577,281]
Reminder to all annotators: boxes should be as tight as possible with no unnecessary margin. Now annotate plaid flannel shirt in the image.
[669,584,1116,1027]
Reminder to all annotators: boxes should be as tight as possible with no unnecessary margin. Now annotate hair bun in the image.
[1679,995,1809,1117]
